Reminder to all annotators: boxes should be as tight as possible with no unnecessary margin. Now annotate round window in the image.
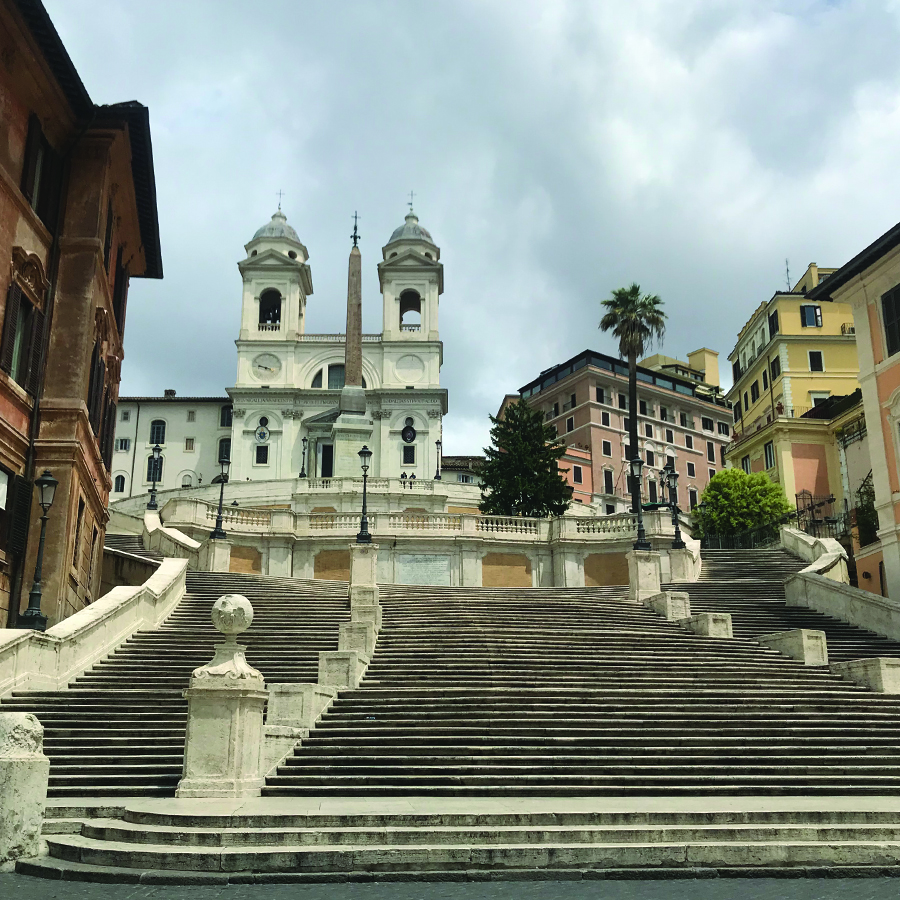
[259,416,269,427]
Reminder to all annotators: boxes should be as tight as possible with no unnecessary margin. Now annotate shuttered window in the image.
[0,283,45,395]
[21,114,63,233]
[149,420,166,445]
[86,344,105,434]
[883,286,900,358]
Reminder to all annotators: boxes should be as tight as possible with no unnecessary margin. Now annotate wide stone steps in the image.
[103,534,165,563]
[0,570,350,796]
[667,548,900,663]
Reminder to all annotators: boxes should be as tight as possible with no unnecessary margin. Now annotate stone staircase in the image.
[22,801,900,882]
[0,572,348,797]
[103,533,165,564]
[666,548,900,663]
[262,580,900,797]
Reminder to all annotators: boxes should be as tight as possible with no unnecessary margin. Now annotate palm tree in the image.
[599,283,667,514]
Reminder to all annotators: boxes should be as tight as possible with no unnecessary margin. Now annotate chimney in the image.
[164,389,176,398]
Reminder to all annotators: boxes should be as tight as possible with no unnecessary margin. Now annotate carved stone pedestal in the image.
[176,594,268,799]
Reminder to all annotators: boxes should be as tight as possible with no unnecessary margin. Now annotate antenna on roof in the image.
[785,258,791,292]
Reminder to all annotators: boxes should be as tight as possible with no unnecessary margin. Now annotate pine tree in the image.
[479,399,573,518]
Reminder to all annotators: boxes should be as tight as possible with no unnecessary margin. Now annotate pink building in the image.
[519,349,732,514]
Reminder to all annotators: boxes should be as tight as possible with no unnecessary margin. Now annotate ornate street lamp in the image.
[663,460,686,550]
[357,445,372,544]
[630,457,651,551]
[210,457,231,540]
[434,439,442,481]
[300,436,308,478]
[146,443,162,510]
[20,470,59,631]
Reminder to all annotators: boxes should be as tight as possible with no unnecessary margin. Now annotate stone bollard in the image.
[349,543,380,606]
[339,621,376,657]
[0,713,49,869]
[262,683,339,775]
[626,550,662,603]
[317,650,368,690]
[758,629,828,666]
[681,612,734,639]
[176,594,268,798]
[645,591,691,621]
[832,658,900,693]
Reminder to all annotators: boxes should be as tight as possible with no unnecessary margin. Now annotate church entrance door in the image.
[321,444,334,478]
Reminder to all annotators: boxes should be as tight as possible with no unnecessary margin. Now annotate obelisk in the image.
[332,213,373,476]
[339,222,365,415]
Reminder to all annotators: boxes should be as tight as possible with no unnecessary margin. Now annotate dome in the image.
[253,209,301,243]
[387,210,435,246]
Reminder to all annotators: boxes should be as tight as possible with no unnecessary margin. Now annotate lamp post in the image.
[300,436,308,478]
[696,501,708,548]
[663,460,686,550]
[357,445,372,544]
[630,457,651,550]
[210,457,231,540]
[146,443,162,510]
[434,439,442,481]
[20,470,58,631]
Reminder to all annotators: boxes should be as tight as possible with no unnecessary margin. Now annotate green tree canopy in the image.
[479,399,573,518]
[693,468,792,535]
[599,283,666,510]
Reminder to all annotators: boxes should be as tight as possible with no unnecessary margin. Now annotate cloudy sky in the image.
[45,0,900,454]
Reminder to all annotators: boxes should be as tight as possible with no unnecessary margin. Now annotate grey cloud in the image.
[44,0,900,449]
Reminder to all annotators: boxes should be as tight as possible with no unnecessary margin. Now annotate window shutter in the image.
[35,145,63,233]
[7,474,33,557]
[23,305,45,396]
[112,248,128,336]
[0,283,23,374]
[101,398,116,470]
[20,115,43,204]
[87,345,105,433]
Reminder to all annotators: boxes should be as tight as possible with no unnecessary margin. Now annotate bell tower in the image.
[378,208,443,343]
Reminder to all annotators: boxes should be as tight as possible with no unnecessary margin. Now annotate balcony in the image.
[258,323,280,332]
[401,324,421,333]
[841,322,856,336]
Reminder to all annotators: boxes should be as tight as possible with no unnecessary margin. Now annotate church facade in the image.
[113,208,450,499]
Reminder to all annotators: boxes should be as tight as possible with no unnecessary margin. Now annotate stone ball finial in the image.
[211,594,253,636]
[0,711,44,758]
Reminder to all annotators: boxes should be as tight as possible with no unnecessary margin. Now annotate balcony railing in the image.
[841,322,856,336]
[401,324,421,332]
[258,322,280,332]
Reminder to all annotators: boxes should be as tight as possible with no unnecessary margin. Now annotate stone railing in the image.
[780,525,848,583]
[477,516,539,535]
[388,513,462,531]
[572,514,637,535]
[0,558,188,698]
[298,477,434,494]
[309,513,366,531]
[143,511,200,567]
[296,334,381,343]
[786,572,900,643]
[206,505,274,529]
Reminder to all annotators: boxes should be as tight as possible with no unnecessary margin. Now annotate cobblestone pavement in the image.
[3,874,900,900]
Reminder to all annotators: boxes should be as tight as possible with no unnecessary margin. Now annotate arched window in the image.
[146,455,163,482]
[328,364,345,390]
[113,474,125,493]
[311,368,323,388]
[399,290,421,331]
[259,289,282,325]
[218,437,231,463]
[149,419,166,444]
[220,405,232,427]
[182,474,193,487]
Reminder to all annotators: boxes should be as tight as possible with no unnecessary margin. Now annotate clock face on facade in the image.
[252,353,281,381]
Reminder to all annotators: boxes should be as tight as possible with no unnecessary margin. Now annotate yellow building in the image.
[724,263,862,510]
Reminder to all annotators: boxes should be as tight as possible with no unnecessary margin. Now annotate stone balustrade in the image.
[161,498,655,545]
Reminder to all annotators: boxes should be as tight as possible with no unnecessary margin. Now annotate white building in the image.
[111,393,233,499]
[113,207,451,500]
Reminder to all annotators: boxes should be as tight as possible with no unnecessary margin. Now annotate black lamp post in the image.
[300,436,308,478]
[357,445,372,544]
[20,470,59,631]
[434,439,442,481]
[663,460,686,550]
[696,501,708,548]
[210,457,231,540]
[146,443,162,510]
[630,457,651,551]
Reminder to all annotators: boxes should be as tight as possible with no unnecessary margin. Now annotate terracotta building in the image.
[518,348,732,514]
[805,220,900,599]
[0,0,161,627]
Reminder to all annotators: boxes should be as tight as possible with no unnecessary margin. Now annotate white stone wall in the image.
[112,398,233,499]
